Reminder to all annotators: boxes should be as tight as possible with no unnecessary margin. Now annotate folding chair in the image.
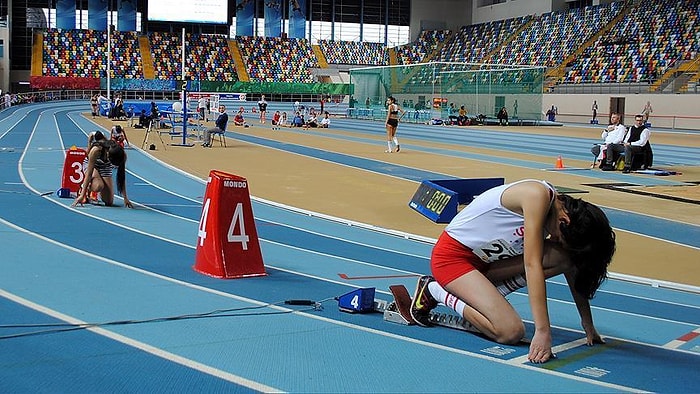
[210,128,227,147]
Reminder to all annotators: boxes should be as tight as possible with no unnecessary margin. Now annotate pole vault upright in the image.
[173,27,194,147]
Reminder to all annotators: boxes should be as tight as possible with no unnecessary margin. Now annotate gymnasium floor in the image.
[1,100,698,393]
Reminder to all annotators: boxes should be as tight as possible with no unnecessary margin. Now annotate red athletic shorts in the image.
[431,231,488,287]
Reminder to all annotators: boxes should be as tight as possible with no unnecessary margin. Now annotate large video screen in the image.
[148,0,228,24]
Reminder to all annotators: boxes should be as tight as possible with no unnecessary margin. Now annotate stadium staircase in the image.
[482,17,535,65]
[388,47,398,87]
[395,30,457,89]
[312,45,329,68]
[388,47,398,66]
[652,56,700,93]
[138,35,155,79]
[544,1,632,90]
[677,56,700,93]
[31,32,43,77]
[228,40,249,82]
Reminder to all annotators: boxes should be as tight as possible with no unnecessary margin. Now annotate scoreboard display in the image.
[408,181,458,223]
[409,178,505,223]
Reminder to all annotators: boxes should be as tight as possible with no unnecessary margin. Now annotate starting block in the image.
[337,288,377,313]
[380,285,481,334]
[336,285,481,334]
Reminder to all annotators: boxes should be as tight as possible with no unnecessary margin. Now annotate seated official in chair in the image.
[619,114,652,173]
[592,113,627,171]
[202,105,229,147]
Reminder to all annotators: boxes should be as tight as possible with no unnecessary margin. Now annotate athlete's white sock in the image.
[494,273,527,297]
[392,137,399,146]
[428,281,467,316]
[387,141,393,151]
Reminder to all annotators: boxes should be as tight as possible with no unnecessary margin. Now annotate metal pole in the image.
[181,27,187,145]
[107,24,111,100]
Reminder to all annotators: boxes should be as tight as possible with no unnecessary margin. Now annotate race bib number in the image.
[472,239,519,262]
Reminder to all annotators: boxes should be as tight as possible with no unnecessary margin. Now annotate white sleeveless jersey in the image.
[445,179,555,263]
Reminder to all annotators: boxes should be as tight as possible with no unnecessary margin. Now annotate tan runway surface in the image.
[94,115,700,287]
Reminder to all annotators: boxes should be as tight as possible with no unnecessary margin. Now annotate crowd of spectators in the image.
[30,0,700,90]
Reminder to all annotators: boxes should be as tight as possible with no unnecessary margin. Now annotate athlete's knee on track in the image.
[493,320,525,344]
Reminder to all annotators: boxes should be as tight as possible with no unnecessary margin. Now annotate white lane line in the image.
[0,289,283,393]
[0,216,650,393]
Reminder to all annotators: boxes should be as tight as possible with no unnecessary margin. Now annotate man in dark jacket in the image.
[202,105,229,147]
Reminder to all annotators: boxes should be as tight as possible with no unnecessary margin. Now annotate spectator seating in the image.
[148,32,238,81]
[487,2,622,67]
[564,0,699,84]
[395,30,451,64]
[237,36,319,83]
[438,17,531,64]
[43,28,143,79]
[36,1,699,90]
[318,40,388,65]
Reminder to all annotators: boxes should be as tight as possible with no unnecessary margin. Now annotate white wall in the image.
[410,0,472,41]
[544,94,700,130]
[0,27,9,94]
[472,0,552,24]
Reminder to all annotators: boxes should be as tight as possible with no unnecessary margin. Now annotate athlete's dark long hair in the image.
[558,194,616,299]
[94,139,127,195]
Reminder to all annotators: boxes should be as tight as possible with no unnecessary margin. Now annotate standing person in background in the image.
[642,101,653,124]
[197,96,208,121]
[258,95,268,124]
[90,94,99,118]
[384,96,405,153]
[591,100,598,122]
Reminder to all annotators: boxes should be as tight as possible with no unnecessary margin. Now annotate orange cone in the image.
[555,155,564,169]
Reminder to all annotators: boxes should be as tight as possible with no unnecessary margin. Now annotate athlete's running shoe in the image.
[410,275,438,327]
[396,144,400,152]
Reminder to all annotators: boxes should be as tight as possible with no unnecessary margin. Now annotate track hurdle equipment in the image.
[193,170,266,279]
[57,146,87,198]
